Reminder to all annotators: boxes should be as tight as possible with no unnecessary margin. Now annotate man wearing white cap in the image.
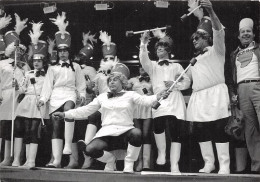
[228,17,260,173]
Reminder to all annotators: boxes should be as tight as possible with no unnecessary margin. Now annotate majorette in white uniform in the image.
[186,18,230,122]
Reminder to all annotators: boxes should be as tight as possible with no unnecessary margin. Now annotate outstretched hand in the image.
[52,112,65,120]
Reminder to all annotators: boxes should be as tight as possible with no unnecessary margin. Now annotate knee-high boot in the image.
[0,140,11,166]
[154,132,166,165]
[96,151,116,172]
[63,121,74,155]
[26,143,38,168]
[216,142,230,174]
[199,141,215,173]
[170,142,181,173]
[50,139,63,168]
[124,144,141,173]
[12,138,23,166]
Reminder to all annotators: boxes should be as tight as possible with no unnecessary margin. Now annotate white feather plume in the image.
[152,29,166,39]
[188,0,204,21]
[47,38,55,54]
[49,12,69,35]
[0,14,12,30]
[14,13,28,35]
[82,31,97,46]
[28,21,43,45]
[99,58,118,72]
[99,31,111,46]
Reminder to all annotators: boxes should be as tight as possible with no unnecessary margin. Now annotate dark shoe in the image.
[142,168,151,171]
[77,140,88,156]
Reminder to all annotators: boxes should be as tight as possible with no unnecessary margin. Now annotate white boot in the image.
[170,142,181,173]
[12,138,23,167]
[63,121,75,155]
[20,144,30,167]
[26,143,38,168]
[97,151,116,172]
[64,143,79,169]
[142,144,151,170]
[81,124,97,169]
[154,132,166,165]
[49,139,63,168]
[123,144,141,173]
[235,147,248,172]
[216,142,230,174]
[199,141,215,173]
[0,140,11,166]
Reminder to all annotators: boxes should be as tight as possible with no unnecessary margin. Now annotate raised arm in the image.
[139,31,153,75]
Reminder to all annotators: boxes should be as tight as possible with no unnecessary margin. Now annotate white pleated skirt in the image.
[0,88,19,121]
[16,94,49,119]
[133,104,152,119]
[49,87,77,114]
[187,83,231,122]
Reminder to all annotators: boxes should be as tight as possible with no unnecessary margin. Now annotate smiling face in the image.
[238,27,255,47]
[156,46,169,60]
[192,35,208,52]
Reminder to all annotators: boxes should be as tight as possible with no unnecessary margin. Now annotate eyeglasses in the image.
[193,36,201,41]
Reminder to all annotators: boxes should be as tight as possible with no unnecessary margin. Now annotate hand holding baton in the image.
[152,58,197,109]
[180,5,201,22]
[126,25,171,37]
[30,78,46,128]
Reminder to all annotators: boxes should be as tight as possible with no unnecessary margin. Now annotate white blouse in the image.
[40,60,86,103]
[65,91,157,127]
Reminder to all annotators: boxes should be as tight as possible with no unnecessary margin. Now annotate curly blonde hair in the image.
[107,72,128,88]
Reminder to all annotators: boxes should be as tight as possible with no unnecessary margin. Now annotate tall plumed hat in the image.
[28,21,47,60]
[153,29,173,52]
[0,14,12,55]
[99,31,116,58]
[50,12,71,49]
[4,13,27,57]
[79,31,97,59]
[111,63,130,79]
[197,16,213,36]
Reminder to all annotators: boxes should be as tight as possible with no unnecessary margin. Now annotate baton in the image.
[152,58,197,109]
[181,5,202,22]
[126,25,171,37]
[30,77,46,128]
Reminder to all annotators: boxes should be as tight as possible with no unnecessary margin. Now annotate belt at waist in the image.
[238,79,260,85]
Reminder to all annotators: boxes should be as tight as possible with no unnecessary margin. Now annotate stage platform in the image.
[1,166,260,182]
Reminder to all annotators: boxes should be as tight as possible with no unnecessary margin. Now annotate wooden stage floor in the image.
[1,166,260,182]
